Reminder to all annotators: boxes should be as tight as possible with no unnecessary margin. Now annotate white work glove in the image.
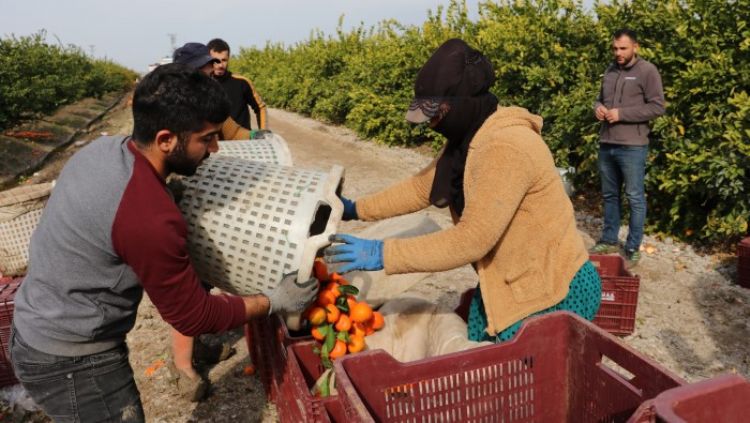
[265,271,319,316]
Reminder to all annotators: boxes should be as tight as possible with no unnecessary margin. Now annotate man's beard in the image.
[166,136,207,176]
[617,53,634,65]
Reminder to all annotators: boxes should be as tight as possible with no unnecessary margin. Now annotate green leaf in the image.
[312,369,333,397]
[319,370,332,397]
[324,323,336,352]
[337,331,350,343]
[339,285,360,296]
[335,295,349,313]
[320,343,332,369]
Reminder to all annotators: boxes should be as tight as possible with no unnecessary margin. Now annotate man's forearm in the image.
[242,294,271,319]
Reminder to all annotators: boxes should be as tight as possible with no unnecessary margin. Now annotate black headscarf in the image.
[411,39,498,216]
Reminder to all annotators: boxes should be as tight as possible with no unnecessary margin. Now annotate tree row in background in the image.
[0,30,137,131]
[234,0,749,244]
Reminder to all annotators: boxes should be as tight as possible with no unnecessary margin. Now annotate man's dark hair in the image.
[207,38,230,54]
[132,63,229,144]
[613,28,638,43]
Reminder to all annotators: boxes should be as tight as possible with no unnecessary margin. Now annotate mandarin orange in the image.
[350,302,373,323]
[308,307,326,326]
[325,303,341,324]
[329,340,347,359]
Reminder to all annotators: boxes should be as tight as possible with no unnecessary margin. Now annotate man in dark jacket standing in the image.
[208,38,267,131]
[590,28,665,266]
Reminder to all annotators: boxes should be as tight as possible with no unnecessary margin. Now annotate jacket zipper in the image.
[615,70,623,106]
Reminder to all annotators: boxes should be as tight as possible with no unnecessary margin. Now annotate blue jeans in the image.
[10,328,145,423]
[598,143,648,251]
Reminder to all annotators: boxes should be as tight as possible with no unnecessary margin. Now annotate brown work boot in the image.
[167,361,209,402]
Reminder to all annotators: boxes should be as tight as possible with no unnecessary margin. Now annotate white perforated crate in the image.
[178,155,343,296]
[0,182,53,276]
[216,133,292,166]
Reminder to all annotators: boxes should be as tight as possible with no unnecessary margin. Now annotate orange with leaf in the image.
[305,259,386,370]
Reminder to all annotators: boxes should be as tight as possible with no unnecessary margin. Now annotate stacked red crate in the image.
[455,254,641,337]
[590,254,641,335]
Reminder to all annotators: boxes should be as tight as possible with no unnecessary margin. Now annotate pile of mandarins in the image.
[304,260,384,365]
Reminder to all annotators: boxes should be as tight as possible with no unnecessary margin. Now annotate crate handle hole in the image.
[309,203,332,237]
[601,355,636,382]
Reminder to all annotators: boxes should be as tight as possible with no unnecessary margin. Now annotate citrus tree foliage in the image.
[235,0,749,243]
[0,31,137,130]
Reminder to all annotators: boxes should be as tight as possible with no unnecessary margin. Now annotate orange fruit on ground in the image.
[311,326,325,341]
[335,314,352,332]
[329,340,347,359]
[350,302,373,323]
[348,334,366,353]
[317,289,338,307]
[308,307,326,326]
[371,311,385,330]
[350,322,367,338]
[325,304,341,324]
[242,364,256,376]
[313,260,329,281]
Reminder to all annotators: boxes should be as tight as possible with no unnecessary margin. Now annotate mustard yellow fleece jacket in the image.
[356,106,588,336]
[220,116,251,140]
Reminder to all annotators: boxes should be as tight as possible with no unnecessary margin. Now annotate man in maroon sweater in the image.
[11,64,318,421]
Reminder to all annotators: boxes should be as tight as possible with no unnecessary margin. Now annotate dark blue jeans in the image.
[598,143,648,252]
[10,328,145,423]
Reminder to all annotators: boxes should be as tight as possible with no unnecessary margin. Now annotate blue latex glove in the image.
[340,195,358,221]
[324,234,383,273]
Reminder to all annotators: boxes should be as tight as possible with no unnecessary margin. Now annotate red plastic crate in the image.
[0,279,22,327]
[275,341,351,423]
[244,314,311,401]
[0,277,22,388]
[0,326,16,387]
[590,254,641,336]
[333,312,684,422]
[737,237,750,289]
[453,256,640,337]
[628,374,750,423]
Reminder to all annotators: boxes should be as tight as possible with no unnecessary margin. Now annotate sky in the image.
[2,0,597,73]
[0,0,486,73]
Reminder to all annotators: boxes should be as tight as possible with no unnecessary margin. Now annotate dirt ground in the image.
[0,92,123,190]
[2,95,749,422]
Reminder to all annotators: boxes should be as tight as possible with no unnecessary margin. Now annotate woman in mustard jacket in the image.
[325,39,601,342]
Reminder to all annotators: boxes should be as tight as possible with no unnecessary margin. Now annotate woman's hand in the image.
[324,234,383,273]
[340,195,358,221]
